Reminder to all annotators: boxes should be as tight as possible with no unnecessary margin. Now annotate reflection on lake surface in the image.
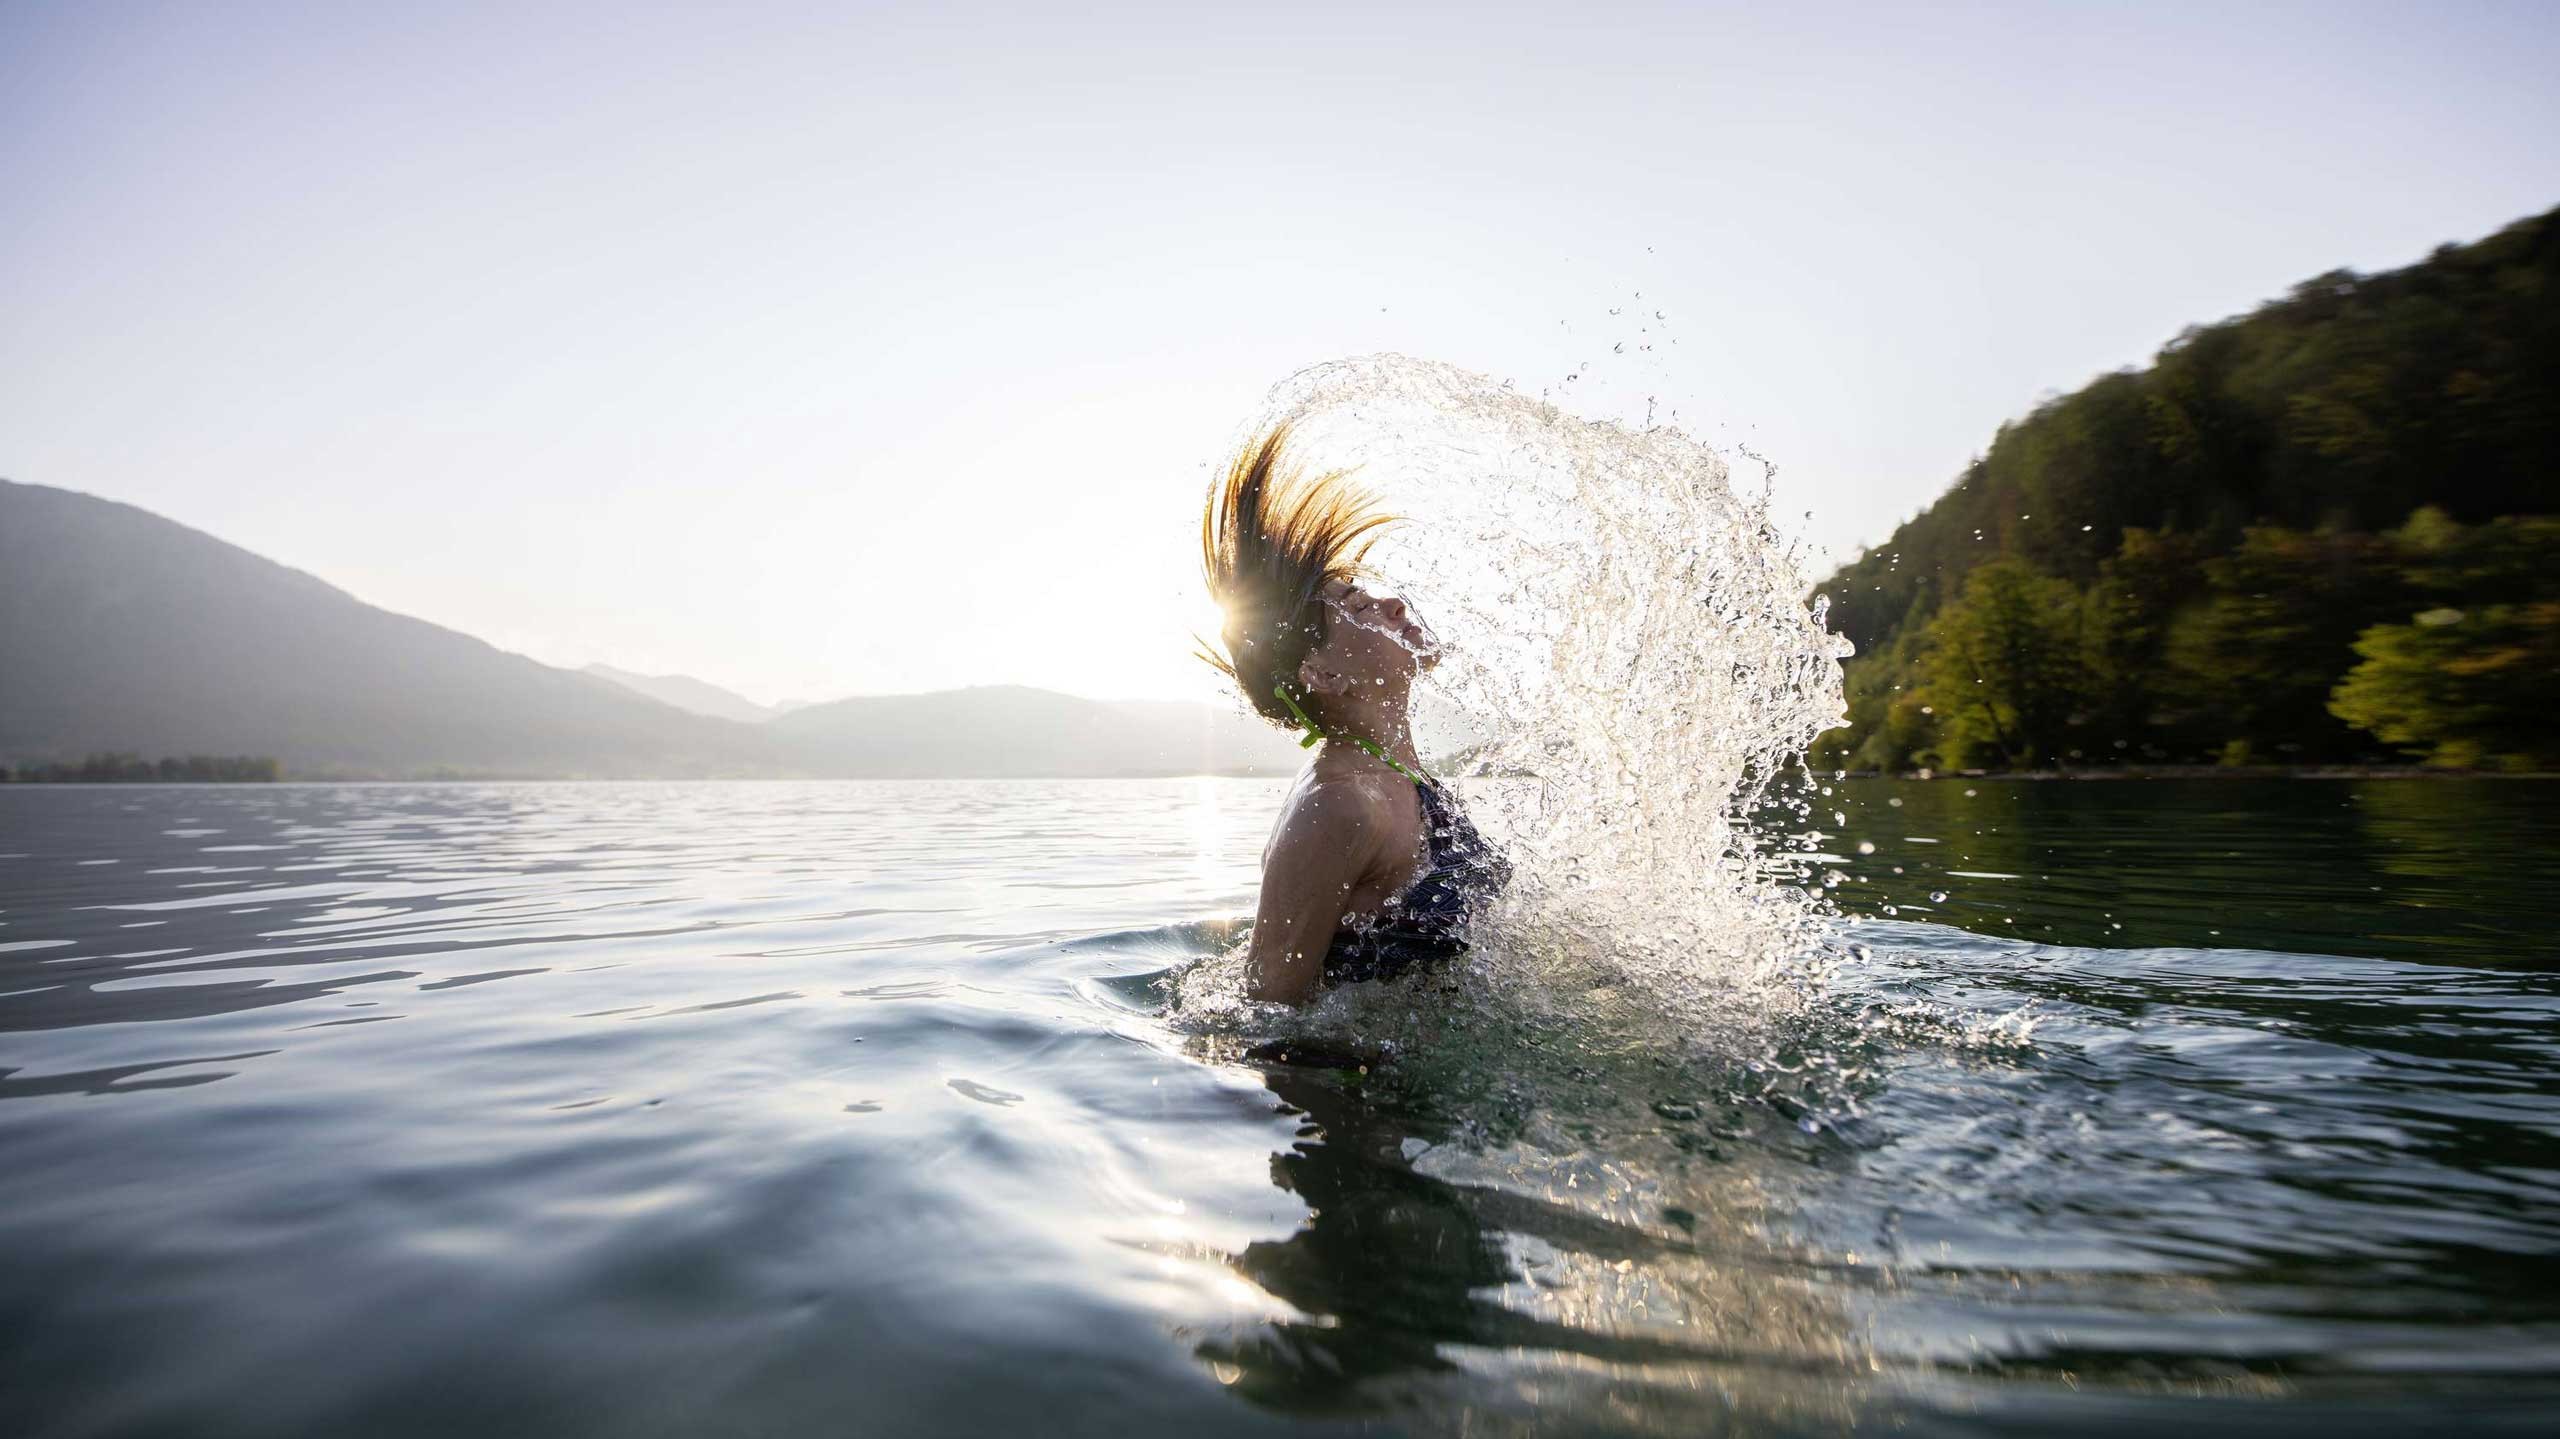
[1807,778,2560,964]
[2,779,2556,1436]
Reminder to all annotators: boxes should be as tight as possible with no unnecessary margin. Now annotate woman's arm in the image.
[1243,783,1389,1005]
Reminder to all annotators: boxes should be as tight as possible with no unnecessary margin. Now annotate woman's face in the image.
[1302,577,1442,692]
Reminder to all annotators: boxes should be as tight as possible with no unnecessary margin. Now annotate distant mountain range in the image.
[581,663,779,723]
[767,686,1306,780]
[0,480,1304,780]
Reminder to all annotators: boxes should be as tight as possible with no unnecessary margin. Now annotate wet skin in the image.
[1241,580,1442,1005]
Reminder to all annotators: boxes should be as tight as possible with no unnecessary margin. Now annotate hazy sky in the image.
[6,2,2555,705]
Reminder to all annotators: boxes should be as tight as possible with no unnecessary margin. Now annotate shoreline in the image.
[1836,765,2558,782]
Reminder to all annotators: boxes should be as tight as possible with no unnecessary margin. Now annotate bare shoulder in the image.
[1280,771,1403,833]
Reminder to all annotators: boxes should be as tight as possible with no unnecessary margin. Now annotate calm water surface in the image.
[2,779,2556,1436]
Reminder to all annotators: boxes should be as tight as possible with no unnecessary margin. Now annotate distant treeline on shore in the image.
[1816,204,2559,775]
[2,753,282,784]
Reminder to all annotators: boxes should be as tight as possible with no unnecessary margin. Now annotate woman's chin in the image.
[1381,626,1442,673]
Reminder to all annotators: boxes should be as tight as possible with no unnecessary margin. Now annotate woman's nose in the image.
[1377,596,1409,623]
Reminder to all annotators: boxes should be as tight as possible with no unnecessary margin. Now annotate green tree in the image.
[2160,526,2406,761]
[2075,526,2205,760]
[1916,559,2087,769]
[2391,508,2560,604]
[2331,602,2560,770]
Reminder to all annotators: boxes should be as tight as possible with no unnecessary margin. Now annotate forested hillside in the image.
[1815,205,2559,773]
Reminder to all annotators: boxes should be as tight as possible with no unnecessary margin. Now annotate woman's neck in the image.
[1310,692,1426,780]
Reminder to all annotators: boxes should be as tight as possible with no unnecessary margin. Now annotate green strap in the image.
[1273,682,1430,787]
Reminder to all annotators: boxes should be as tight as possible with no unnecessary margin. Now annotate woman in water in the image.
[1200,424,1510,1005]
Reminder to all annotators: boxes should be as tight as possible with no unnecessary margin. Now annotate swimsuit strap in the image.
[1414,776,1450,824]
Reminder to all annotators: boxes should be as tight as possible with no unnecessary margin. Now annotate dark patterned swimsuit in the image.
[1321,780,1513,984]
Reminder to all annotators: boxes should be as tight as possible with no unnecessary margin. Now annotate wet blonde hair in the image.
[1199,422,1395,726]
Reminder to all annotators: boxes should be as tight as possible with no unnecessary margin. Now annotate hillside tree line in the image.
[1,753,283,783]
[1816,204,2559,773]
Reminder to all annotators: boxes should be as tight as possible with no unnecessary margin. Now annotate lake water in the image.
[2,778,2556,1436]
